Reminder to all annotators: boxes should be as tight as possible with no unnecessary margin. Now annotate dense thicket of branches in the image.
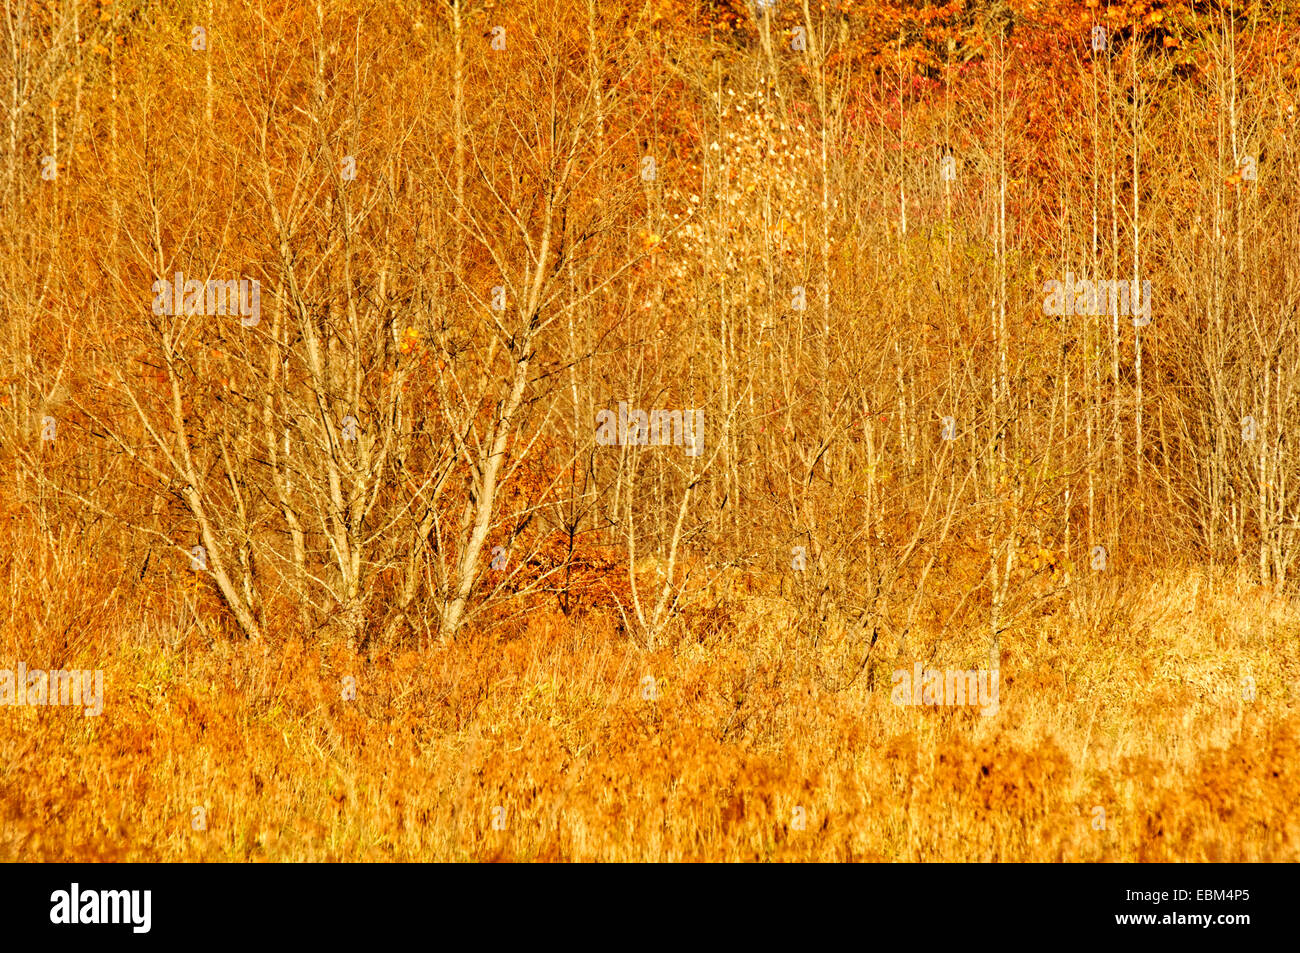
[3,0,1299,652]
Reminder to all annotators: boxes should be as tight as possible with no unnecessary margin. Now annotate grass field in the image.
[4,527,1296,860]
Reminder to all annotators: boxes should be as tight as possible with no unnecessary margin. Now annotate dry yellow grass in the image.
[3,527,1296,862]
